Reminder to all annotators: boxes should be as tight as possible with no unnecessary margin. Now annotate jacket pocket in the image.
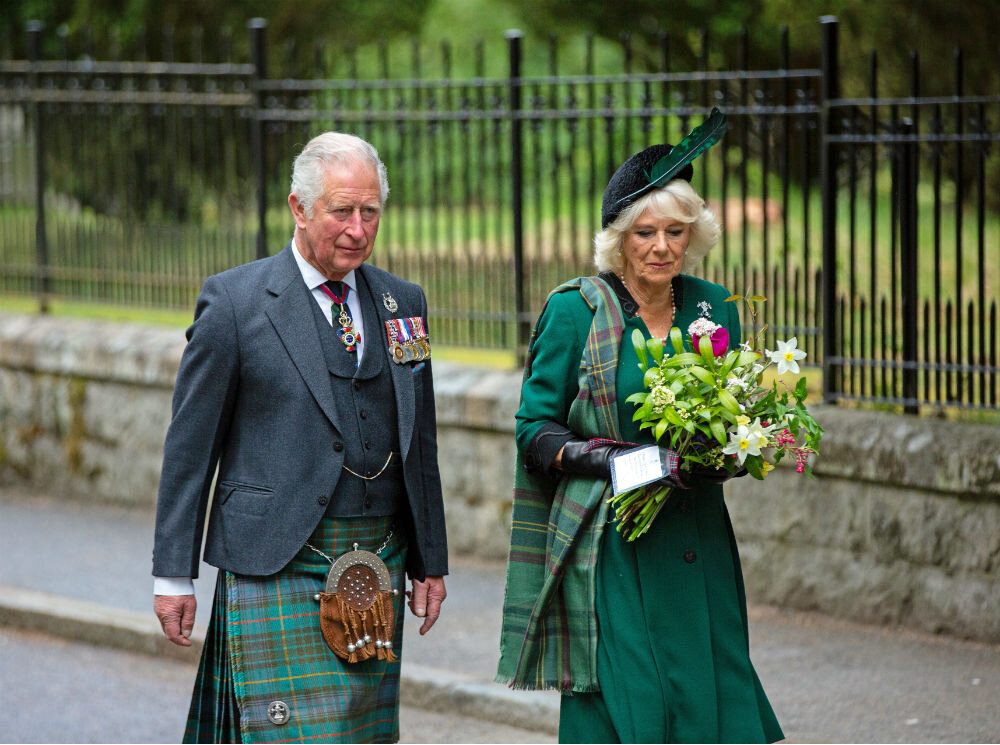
[217,480,273,516]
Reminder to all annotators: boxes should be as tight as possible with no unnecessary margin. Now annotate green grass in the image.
[0,294,192,327]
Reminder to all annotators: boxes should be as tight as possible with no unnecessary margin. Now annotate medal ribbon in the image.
[319,281,360,355]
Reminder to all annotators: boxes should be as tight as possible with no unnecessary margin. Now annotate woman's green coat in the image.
[514,273,783,743]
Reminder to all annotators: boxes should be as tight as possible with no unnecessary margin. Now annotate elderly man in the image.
[152,132,447,743]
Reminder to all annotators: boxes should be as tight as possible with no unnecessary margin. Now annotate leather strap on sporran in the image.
[317,543,398,663]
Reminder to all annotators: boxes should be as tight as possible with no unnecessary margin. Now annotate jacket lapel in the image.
[264,243,341,432]
[358,265,415,460]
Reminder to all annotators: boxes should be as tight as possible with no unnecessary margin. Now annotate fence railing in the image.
[0,17,997,411]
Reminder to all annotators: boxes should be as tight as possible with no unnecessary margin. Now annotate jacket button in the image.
[364,441,372,450]
[360,410,368,419]
[364,498,372,509]
[317,495,329,506]
[333,442,344,452]
[683,550,697,564]
[353,381,361,391]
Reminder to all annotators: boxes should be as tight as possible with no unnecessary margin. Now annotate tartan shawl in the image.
[496,275,626,692]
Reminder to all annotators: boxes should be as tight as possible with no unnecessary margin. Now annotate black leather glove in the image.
[559,438,686,489]
[558,438,634,478]
[682,463,749,485]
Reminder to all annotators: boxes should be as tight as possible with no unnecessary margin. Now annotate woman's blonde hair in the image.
[593,179,720,275]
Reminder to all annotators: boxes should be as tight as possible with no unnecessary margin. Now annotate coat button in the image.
[333,442,344,452]
[360,410,368,419]
[353,381,361,391]
[364,441,372,450]
[317,495,329,506]
[683,550,697,564]
[364,497,372,509]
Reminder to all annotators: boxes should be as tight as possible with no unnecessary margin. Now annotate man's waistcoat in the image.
[309,273,404,517]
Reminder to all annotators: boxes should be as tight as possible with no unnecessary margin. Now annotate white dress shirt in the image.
[153,238,366,597]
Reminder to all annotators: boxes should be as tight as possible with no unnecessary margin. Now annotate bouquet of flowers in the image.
[609,294,824,541]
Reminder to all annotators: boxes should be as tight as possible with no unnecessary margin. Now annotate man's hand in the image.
[154,594,197,647]
[406,576,446,635]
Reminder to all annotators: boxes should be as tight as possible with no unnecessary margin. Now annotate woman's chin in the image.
[637,268,679,285]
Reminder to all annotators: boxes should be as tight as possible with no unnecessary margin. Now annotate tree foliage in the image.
[498,0,999,95]
[1,0,434,69]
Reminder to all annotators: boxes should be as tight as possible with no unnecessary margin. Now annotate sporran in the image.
[308,535,399,663]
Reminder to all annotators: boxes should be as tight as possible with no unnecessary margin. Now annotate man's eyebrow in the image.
[327,200,381,208]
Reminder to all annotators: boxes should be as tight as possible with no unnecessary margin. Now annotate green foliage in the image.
[1,0,433,64]
[498,0,1000,100]
[498,0,765,70]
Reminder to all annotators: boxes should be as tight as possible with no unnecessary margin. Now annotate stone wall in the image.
[1,312,998,642]
[728,408,1000,642]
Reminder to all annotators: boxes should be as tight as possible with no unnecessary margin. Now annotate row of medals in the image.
[337,303,429,363]
[390,337,431,363]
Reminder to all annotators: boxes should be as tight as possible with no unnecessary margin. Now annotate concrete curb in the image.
[400,664,559,735]
[0,584,558,736]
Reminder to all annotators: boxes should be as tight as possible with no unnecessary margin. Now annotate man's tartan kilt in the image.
[184,516,406,744]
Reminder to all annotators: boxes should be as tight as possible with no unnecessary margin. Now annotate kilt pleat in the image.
[185,569,241,743]
[184,516,406,744]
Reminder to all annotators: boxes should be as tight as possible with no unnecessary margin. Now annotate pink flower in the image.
[775,429,796,447]
[692,327,730,357]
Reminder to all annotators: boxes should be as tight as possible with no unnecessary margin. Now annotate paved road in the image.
[1,626,553,744]
[3,489,1000,743]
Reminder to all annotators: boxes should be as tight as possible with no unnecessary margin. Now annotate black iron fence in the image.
[0,17,997,411]
[819,20,1000,411]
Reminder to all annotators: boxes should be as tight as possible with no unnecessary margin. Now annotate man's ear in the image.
[288,193,307,228]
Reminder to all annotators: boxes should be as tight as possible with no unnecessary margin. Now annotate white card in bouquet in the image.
[610,446,665,496]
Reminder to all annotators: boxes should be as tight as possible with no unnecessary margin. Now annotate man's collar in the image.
[291,235,357,291]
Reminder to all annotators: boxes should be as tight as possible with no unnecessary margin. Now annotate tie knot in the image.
[324,280,348,302]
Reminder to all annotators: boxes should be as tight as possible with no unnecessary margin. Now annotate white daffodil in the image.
[748,417,777,448]
[766,337,807,375]
[722,424,762,464]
